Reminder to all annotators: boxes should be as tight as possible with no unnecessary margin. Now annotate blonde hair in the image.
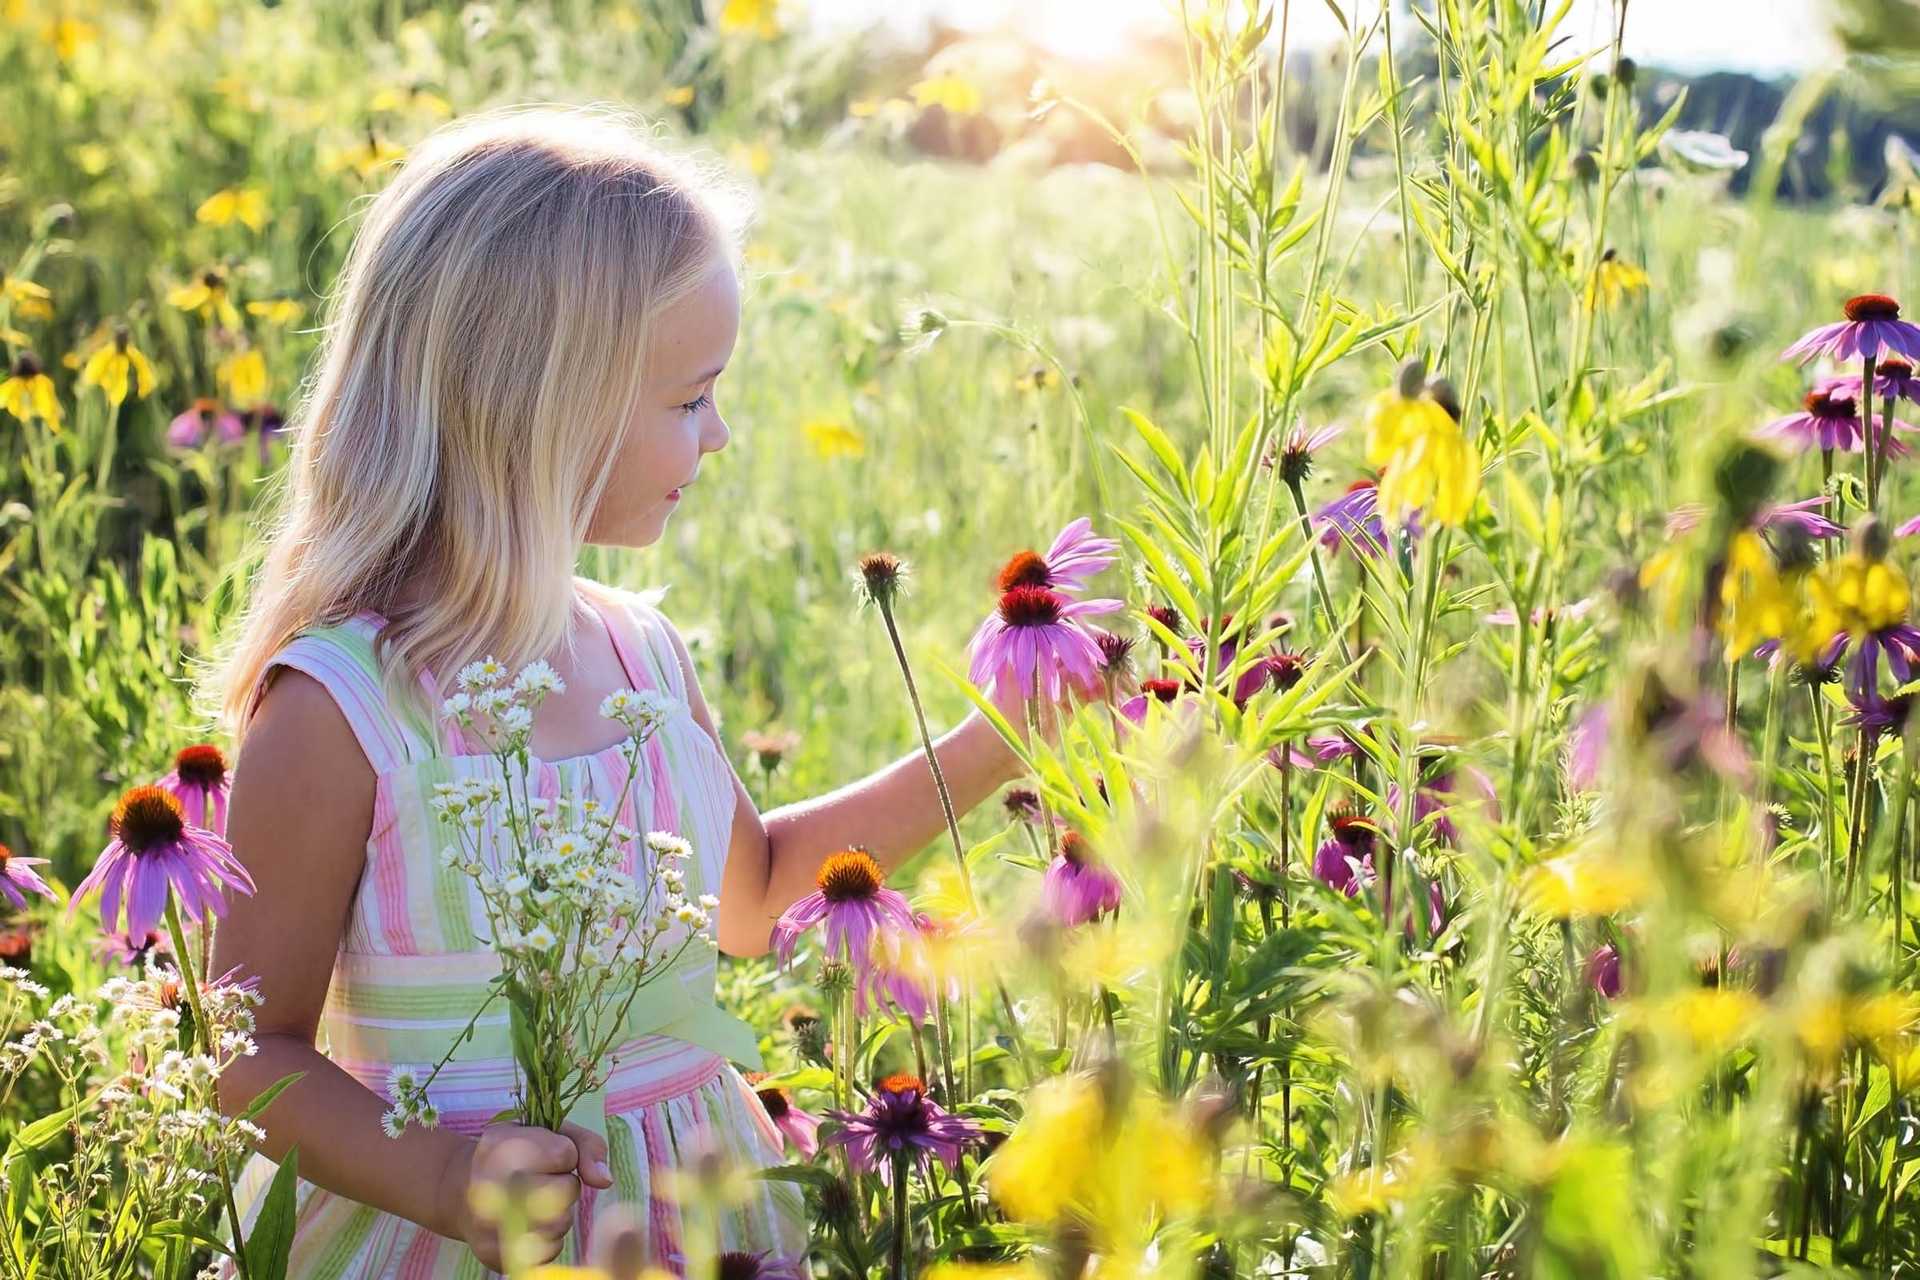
[197,103,752,748]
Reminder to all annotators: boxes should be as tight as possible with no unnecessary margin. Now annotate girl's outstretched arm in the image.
[656,621,1029,955]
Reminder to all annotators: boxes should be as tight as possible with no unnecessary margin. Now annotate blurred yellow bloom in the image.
[41,17,96,61]
[77,330,156,407]
[718,0,780,38]
[847,98,886,118]
[663,84,696,107]
[1659,988,1761,1053]
[324,133,408,180]
[1328,1163,1413,1218]
[1586,247,1649,311]
[1802,550,1909,649]
[195,188,268,233]
[1365,383,1480,527]
[2,276,53,321]
[909,73,984,116]
[1520,849,1650,919]
[924,1266,1044,1280]
[1716,530,1797,662]
[73,143,113,176]
[986,1071,1210,1236]
[802,419,865,459]
[728,140,772,177]
[219,349,269,405]
[169,272,243,330]
[1013,364,1058,392]
[0,353,62,431]
[369,86,453,118]
[246,298,305,326]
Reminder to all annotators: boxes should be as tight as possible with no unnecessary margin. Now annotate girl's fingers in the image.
[560,1121,614,1188]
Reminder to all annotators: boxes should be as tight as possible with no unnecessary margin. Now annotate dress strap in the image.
[246,616,445,775]
[577,580,688,704]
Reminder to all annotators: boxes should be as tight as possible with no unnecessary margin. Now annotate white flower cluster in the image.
[441,653,680,761]
[380,1063,440,1138]
[0,957,271,1262]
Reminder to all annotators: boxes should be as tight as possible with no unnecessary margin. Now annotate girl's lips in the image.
[667,488,682,501]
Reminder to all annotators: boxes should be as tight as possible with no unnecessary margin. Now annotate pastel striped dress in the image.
[226,578,805,1278]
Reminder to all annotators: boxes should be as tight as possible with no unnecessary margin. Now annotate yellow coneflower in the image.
[2,276,53,321]
[323,130,407,180]
[168,269,243,330]
[1716,529,1798,661]
[1364,360,1481,527]
[1586,246,1649,311]
[0,353,62,431]
[368,86,453,118]
[802,418,865,459]
[40,17,97,61]
[194,187,268,233]
[245,298,304,326]
[717,0,780,38]
[76,327,156,407]
[217,348,269,405]
[662,84,696,107]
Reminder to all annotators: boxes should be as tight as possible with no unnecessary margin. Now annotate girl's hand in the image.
[438,1120,613,1269]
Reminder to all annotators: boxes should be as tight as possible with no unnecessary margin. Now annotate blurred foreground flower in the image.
[1363,360,1479,526]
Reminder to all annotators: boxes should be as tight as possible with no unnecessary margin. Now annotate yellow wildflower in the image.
[909,73,984,116]
[323,132,408,180]
[1802,549,1909,650]
[218,348,269,406]
[924,1266,1044,1280]
[77,328,156,407]
[1328,1163,1414,1218]
[1586,247,1649,310]
[802,419,865,459]
[1664,988,1761,1053]
[1520,849,1650,919]
[0,353,62,431]
[1013,364,1059,392]
[246,298,305,326]
[1716,530,1798,661]
[195,188,268,233]
[368,86,453,118]
[168,270,243,330]
[1364,363,1480,527]
[663,84,696,107]
[728,140,772,177]
[41,17,97,61]
[2,276,53,321]
[717,0,779,38]
[986,1070,1210,1237]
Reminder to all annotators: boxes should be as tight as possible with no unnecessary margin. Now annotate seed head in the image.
[816,848,885,901]
[854,552,907,611]
[1844,293,1901,322]
[111,785,188,853]
[173,744,229,788]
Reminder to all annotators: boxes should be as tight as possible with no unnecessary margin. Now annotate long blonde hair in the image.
[197,103,751,748]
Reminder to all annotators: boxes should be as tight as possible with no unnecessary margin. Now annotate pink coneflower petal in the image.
[1042,517,1120,592]
[69,786,257,940]
[0,844,54,911]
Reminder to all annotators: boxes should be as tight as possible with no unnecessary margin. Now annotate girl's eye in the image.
[680,392,713,416]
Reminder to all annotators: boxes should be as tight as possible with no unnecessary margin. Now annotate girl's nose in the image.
[703,413,731,454]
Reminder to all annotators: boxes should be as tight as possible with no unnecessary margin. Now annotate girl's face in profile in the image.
[590,261,739,549]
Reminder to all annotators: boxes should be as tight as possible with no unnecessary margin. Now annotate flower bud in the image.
[1396,357,1428,400]
[1854,513,1890,560]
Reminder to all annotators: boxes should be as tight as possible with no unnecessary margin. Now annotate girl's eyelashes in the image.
[680,391,713,416]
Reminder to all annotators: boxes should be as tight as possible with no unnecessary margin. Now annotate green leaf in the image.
[245,1147,301,1280]
[235,1070,308,1125]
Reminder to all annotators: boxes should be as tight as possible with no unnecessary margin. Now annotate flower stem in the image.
[889,1151,910,1280]
[165,899,254,1280]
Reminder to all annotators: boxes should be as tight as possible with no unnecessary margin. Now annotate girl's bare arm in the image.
[210,672,604,1266]
[663,622,1029,956]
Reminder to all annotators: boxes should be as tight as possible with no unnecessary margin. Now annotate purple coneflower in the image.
[855,955,932,1022]
[1041,831,1123,926]
[749,1080,825,1159]
[967,585,1123,703]
[1232,650,1309,707]
[1119,677,1183,725]
[1781,293,1920,365]
[156,744,232,837]
[166,398,246,448]
[994,517,1119,596]
[0,842,54,911]
[1827,355,1920,407]
[1756,383,1913,454]
[771,848,917,980]
[715,1250,809,1280]
[1566,703,1609,792]
[1307,732,1360,763]
[1271,419,1343,485]
[1587,944,1622,998]
[1313,814,1377,897]
[70,785,255,939]
[97,928,171,966]
[1315,480,1420,557]
[1667,498,1844,541]
[1387,766,1500,846]
[1485,597,1597,628]
[826,1073,981,1181]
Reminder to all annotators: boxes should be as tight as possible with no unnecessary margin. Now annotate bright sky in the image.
[807,0,1838,75]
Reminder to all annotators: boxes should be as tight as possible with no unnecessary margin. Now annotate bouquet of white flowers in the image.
[383,658,718,1136]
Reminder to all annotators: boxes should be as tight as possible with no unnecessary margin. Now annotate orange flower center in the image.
[174,743,228,787]
[1878,357,1914,379]
[1845,293,1901,322]
[816,848,884,902]
[877,1072,925,1095]
[112,785,187,853]
[997,550,1052,592]
[1804,388,1858,419]
[997,585,1065,628]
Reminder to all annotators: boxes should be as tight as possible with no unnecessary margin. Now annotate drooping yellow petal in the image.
[218,349,268,405]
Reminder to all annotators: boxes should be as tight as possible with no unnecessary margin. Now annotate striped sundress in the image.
[225,576,806,1278]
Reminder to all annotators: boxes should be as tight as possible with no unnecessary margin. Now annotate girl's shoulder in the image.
[573,576,694,703]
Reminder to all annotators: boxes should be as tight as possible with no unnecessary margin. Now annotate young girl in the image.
[206,104,1027,1276]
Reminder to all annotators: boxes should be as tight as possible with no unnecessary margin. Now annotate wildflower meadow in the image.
[7,1,1920,1277]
